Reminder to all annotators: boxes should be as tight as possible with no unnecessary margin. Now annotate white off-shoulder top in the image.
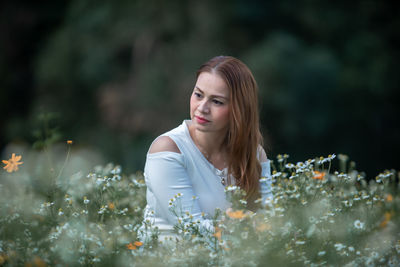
[141,120,272,237]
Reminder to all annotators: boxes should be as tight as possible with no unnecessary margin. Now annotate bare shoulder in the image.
[148,136,181,154]
[257,145,268,163]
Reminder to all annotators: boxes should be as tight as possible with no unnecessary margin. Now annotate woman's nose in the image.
[198,100,210,113]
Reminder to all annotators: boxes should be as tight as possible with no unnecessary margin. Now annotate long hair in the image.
[196,56,263,207]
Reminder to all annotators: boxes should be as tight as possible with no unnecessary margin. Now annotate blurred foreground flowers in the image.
[0,150,399,266]
[2,153,23,173]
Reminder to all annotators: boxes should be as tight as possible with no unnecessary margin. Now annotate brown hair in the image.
[197,56,263,207]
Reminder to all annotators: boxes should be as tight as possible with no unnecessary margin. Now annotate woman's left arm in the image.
[258,146,273,204]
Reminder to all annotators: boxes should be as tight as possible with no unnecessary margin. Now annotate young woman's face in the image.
[190,71,230,134]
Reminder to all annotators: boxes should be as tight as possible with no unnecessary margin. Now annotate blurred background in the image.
[1,0,399,177]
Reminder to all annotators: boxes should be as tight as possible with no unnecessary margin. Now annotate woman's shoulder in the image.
[148,120,190,155]
[257,144,268,163]
[148,136,181,154]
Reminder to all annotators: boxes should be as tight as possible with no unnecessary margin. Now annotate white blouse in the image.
[142,120,272,236]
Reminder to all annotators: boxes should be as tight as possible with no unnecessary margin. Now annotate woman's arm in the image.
[258,145,273,204]
[145,136,213,231]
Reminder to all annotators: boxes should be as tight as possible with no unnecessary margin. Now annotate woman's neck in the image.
[189,124,227,159]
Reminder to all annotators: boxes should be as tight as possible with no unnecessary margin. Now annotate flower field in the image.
[0,147,399,266]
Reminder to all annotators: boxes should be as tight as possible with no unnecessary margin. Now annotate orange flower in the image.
[379,212,392,228]
[2,153,23,173]
[386,194,393,202]
[133,241,143,247]
[33,256,47,267]
[213,227,222,241]
[256,222,271,232]
[226,208,247,219]
[313,171,325,180]
[108,202,115,210]
[126,243,137,250]
[126,241,143,250]
[67,140,73,145]
[0,254,6,265]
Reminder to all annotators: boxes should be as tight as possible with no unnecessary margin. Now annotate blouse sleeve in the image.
[260,160,273,205]
[144,151,214,232]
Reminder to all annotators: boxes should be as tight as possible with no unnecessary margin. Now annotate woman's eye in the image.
[194,92,202,98]
[213,99,224,105]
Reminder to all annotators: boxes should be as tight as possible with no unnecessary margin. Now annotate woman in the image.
[141,56,272,239]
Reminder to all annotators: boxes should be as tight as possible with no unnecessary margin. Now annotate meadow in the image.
[0,143,399,266]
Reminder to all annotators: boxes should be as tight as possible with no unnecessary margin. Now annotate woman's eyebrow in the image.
[195,86,229,100]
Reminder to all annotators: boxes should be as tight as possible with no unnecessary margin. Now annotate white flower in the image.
[241,232,248,239]
[239,199,247,205]
[318,251,326,256]
[343,200,353,207]
[83,197,90,204]
[306,224,316,237]
[118,208,128,215]
[92,257,101,263]
[308,216,317,223]
[225,185,238,192]
[354,220,365,230]
[209,252,217,258]
[395,243,400,254]
[365,258,374,267]
[334,243,346,251]
[98,206,107,214]
[370,251,379,259]
[272,172,282,178]
[110,166,121,174]
[388,256,399,267]
[285,163,295,169]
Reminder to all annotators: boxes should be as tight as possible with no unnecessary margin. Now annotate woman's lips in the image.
[195,116,210,124]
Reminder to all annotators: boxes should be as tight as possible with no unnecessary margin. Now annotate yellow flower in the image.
[313,171,325,180]
[67,140,73,145]
[2,153,23,173]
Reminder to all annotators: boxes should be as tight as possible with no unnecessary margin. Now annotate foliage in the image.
[2,0,399,176]
[1,146,399,266]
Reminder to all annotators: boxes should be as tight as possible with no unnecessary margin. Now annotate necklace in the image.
[197,146,228,186]
[190,127,228,186]
[217,168,228,186]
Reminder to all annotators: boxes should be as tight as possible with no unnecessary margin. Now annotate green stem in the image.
[56,144,71,181]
